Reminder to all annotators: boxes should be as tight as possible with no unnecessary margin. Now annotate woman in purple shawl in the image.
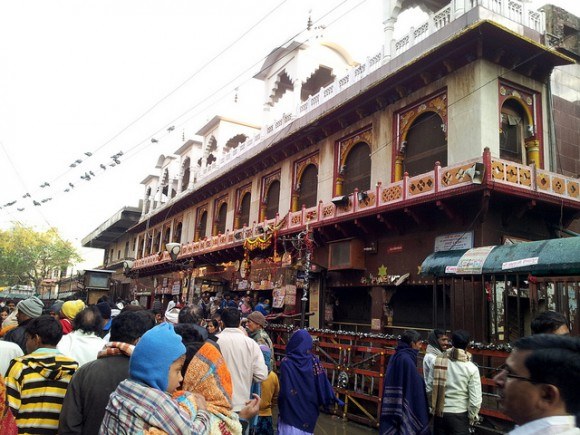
[277,329,342,435]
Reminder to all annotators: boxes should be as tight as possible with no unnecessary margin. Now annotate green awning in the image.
[420,249,468,276]
[480,238,580,276]
[421,237,580,277]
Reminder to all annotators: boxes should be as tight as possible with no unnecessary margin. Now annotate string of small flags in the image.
[1,124,176,213]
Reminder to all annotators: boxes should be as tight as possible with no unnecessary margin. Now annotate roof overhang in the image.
[82,207,142,249]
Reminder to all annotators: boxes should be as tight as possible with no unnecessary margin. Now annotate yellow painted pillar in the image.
[291,192,300,212]
[233,214,240,230]
[394,153,405,181]
[525,138,540,168]
[335,176,344,196]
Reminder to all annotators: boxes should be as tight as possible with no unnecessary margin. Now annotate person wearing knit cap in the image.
[3,296,45,353]
[246,311,275,371]
[164,307,180,325]
[60,300,86,335]
[100,323,211,434]
[49,300,64,320]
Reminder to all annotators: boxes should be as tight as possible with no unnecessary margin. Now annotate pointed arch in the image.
[197,211,208,241]
[403,111,447,176]
[173,221,182,243]
[215,202,228,235]
[265,180,280,220]
[342,142,371,195]
[297,164,318,209]
[238,192,251,228]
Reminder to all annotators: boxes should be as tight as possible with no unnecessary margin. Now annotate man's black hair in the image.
[399,329,421,345]
[120,304,145,313]
[109,310,155,343]
[427,329,447,351]
[221,307,241,328]
[178,304,203,324]
[531,311,568,335]
[513,334,580,414]
[72,306,103,335]
[451,330,470,350]
[25,315,63,346]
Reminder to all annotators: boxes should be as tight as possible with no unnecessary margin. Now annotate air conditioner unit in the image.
[328,238,365,270]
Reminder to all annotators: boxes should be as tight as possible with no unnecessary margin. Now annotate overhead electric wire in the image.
[0,2,573,235]
[0,0,359,218]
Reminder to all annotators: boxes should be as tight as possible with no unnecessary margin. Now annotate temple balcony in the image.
[132,149,579,272]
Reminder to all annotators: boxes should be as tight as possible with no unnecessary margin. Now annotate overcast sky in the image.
[0,0,577,269]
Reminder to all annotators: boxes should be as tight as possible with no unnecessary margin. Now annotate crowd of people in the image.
[0,293,578,435]
[0,293,339,435]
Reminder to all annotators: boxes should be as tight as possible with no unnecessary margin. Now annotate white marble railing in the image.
[395,0,544,56]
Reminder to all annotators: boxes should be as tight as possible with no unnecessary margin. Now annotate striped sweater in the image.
[5,348,78,435]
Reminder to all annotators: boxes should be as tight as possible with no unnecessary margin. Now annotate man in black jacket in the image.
[58,310,155,435]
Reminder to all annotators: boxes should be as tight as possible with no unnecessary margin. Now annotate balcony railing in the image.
[133,153,579,270]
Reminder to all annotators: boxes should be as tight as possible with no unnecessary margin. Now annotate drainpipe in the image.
[546,78,558,172]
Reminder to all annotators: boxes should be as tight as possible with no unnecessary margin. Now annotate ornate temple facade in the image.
[83,0,580,341]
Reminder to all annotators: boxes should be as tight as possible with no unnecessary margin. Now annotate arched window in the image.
[138,238,145,259]
[265,180,280,220]
[124,241,129,258]
[198,211,208,240]
[297,164,318,208]
[153,231,161,252]
[216,203,227,235]
[173,222,182,243]
[145,233,152,254]
[301,66,334,101]
[181,158,190,192]
[224,134,248,153]
[500,100,528,164]
[342,142,371,195]
[163,227,171,246]
[404,112,447,177]
[239,193,251,228]
[206,137,217,166]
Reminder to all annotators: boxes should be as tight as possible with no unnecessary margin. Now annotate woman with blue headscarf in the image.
[277,329,342,435]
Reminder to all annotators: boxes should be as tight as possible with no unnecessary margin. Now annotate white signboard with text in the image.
[434,231,474,252]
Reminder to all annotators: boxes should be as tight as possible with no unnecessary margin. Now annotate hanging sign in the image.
[434,231,474,252]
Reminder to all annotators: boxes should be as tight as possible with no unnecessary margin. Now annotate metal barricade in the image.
[268,326,512,429]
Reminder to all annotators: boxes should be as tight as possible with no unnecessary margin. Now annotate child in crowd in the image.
[100,323,211,434]
[255,344,279,435]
